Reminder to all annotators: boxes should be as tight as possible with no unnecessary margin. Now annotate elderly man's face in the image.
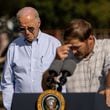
[18,15,40,42]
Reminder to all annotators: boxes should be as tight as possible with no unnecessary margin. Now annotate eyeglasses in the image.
[18,27,35,33]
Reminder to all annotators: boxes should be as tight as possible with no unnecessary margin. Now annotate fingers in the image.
[99,90,105,95]
[99,89,110,107]
[56,44,72,60]
[105,89,110,107]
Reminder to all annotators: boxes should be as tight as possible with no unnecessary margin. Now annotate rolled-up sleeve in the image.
[103,40,110,75]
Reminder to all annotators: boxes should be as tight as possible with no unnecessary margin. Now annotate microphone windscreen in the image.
[49,59,63,76]
[61,59,76,76]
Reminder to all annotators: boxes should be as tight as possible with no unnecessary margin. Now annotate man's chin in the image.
[26,38,33,43]
[74,55,83,60]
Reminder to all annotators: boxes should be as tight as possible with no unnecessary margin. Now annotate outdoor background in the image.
[0,0,110,109]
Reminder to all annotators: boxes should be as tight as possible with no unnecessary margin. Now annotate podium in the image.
[11,93,110,110]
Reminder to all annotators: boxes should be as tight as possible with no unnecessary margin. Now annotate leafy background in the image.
[0,0,110,29]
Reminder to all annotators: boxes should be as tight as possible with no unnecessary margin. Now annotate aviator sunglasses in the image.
[18,27,35,33]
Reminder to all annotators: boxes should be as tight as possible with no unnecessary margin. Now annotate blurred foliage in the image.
[0,0,110,29]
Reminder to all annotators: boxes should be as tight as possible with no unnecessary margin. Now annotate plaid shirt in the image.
[66,38,110,92]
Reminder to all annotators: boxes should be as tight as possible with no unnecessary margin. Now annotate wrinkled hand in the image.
[56,44,72,60]
[99,89,110,107]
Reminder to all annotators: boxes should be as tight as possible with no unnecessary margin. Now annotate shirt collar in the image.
[36,30,41,44]
[92,36,98,53]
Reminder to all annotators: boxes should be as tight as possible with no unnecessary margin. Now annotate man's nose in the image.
[25,29,30,34]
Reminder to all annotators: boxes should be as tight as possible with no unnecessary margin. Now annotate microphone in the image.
[59,59,76,86]
[49,59,63,76]
[46,59,63,90]
[46,51,76,91]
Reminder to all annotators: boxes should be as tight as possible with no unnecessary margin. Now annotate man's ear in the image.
[87,35,94,44]
[88,35,94,40]
[38,19,41,28]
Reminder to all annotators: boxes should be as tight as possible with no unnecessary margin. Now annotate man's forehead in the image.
[69,38,81,43]
[69,39,84,46]
[18,15,36,24]
[19,13,35,20]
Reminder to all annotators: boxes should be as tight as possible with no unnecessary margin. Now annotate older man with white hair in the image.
[1,7,61,110]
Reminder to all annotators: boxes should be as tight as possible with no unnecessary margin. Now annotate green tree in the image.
[1,0,110,28]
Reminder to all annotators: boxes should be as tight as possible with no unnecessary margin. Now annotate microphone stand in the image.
[46,74,63,92]
[57,72,69,92]
[46,72,69,92]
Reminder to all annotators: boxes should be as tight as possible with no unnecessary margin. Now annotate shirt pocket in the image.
[41,54,55,72]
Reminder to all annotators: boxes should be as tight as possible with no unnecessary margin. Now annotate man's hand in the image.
[56,44,72,60]
[99,89,110,107]
[105,89,110,107]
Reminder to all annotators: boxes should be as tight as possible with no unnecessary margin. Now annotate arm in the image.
[105,70,110,107]
[56,44,72,60]
[1,45,14,110]
[99,40,110,107]
[99,70,110,107]
[104,40,110,107]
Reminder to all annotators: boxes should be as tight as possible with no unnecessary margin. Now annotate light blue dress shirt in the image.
[1,30,61,110]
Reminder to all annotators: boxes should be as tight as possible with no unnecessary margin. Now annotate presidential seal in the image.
[37,90,65,110]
